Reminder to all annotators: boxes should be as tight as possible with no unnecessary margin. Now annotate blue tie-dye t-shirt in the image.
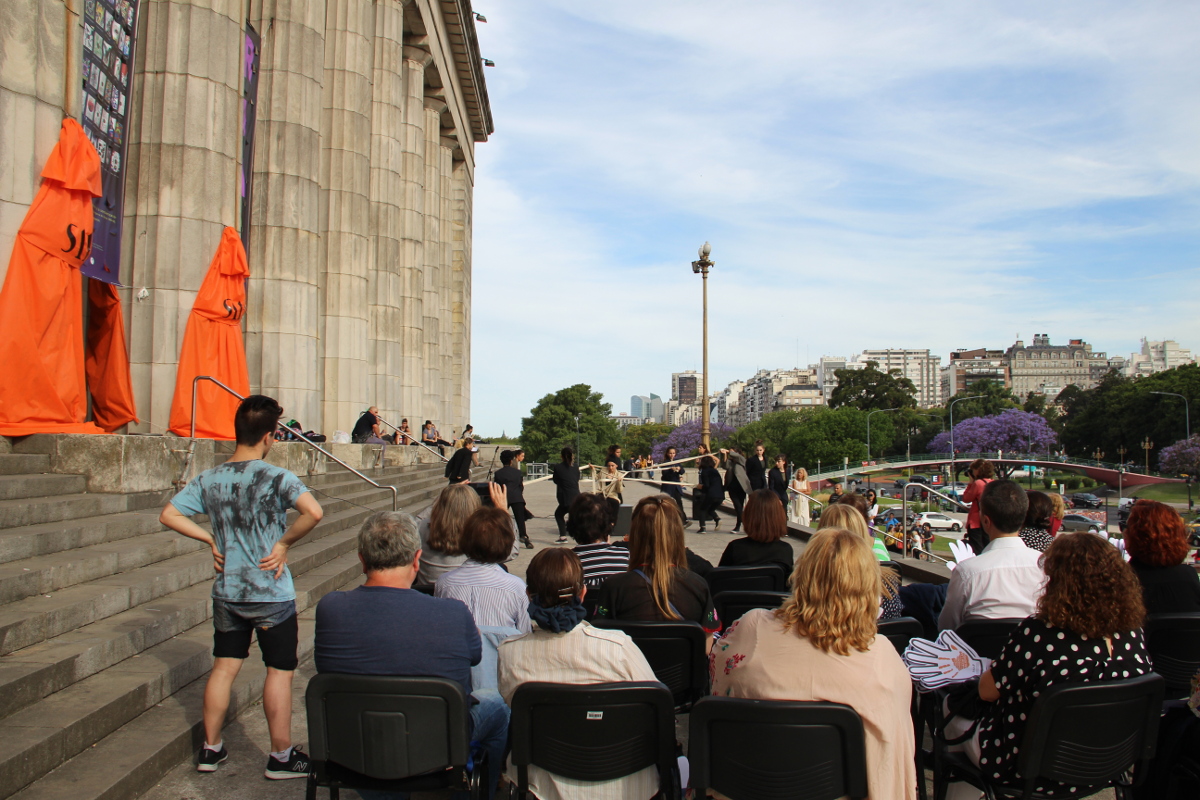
[171,459,308,603]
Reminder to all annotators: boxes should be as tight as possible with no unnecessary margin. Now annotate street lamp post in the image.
[1141,437,1154,474]
[1150,391,1191,440]
[949,394,985,483]
[1117,445,1128,505]
[691,242,715,450]
[574,413,581,466]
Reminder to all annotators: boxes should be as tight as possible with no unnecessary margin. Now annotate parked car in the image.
[893,478,909,488]
[1060,513,1102,533]
[913,512,962,532]
[909,475,930,485]
[1070,493,1103,509]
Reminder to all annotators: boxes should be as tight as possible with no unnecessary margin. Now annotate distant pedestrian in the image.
[790,467,812,526]
[721,446,751,533]
[551,447,581,544]
[658,447,688,525]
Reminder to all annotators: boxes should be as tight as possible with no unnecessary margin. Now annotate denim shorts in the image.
[212,599,298,670]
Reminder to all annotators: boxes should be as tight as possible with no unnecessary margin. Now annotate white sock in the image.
[270,746,293,761]
[204,741,223,752]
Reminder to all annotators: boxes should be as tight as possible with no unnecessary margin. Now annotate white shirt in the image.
[498,622,660,800]
[938,536,1045,631]
[435,560,532,633]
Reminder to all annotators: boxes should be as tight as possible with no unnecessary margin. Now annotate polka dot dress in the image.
[977,617,1151,797]
[1019,526,1053,553]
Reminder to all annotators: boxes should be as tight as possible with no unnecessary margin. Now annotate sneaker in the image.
[714,517,721,530]
[265,746,310,780]
[197,745,228,773]
[555,536,568,544]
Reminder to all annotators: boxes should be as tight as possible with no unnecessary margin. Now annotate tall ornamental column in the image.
[244,0,326,427]
[122,0,243,431]
[318,0,375,436]
[363,0,408,428]
[397,45,431,422]
[421,97,445,423]
[438,134,457,426]
[449,157,473,426]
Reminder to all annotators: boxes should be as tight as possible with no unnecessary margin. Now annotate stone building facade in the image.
[1006,334,1107,400]
[0,0,490,438]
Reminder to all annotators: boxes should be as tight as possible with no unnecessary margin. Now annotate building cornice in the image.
[438,0,494,142]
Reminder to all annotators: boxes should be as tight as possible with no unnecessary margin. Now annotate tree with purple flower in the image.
[928,409,1058,456]
[651,420,735,463]
[1159,435,1200,476]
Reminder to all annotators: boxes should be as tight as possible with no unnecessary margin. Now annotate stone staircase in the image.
[0,435,468,800]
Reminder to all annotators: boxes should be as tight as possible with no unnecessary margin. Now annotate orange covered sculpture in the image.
[167,226,251,440]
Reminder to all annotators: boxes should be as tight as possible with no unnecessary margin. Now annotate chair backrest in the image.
[1144,613,1200,697]
[713,590,788,628]
[305,674,470,780]
[707,565,787,595]
[689,696,869,800]
[613,504,633,539]
[509,681,677,793]
[1017,674,1164,793]
[412,583,436,595]
[955,617,1024,660]
[877,616,924,655]
[590,619,708,707]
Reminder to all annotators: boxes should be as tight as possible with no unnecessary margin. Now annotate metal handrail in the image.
[376,415,449,462]
[807,450,1170,481]
[188,376,400,510]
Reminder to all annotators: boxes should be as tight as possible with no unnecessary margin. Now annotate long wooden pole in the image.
[702,269,710,449]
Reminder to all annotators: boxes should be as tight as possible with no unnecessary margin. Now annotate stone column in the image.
[449,156,473,426]
[122,0,243,431]
[396,45,430,423]
[244,0,326,427]
[438,135,456,427]
[318,0,374,436]
[421,98,445,423]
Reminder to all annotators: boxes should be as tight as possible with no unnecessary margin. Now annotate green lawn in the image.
[1130,483,1195,505]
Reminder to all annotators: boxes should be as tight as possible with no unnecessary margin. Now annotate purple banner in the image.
[240,23,261,253]
[78,0,139,285]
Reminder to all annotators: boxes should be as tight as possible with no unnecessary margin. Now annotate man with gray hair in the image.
[314,511,509,798]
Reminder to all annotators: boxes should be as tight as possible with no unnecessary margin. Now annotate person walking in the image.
[692,444,720,527]
[790,467,812,527]
[658,447,688,525]
[494,449,534,549]
[551,447,581,544]
[696,454,725,533]
[721,446,751,533]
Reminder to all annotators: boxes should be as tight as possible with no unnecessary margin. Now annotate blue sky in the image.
[467,1,1200,436]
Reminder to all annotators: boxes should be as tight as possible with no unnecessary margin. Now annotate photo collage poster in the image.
[79,0,140,284]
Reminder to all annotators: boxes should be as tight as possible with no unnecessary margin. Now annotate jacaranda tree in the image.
[928,409,1058,455]
[1159,435,1200,476]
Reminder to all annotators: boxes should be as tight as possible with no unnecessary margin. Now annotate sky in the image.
[467,1,1200,436]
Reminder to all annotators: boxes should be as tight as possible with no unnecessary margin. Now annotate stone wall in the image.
[0,0,490,441]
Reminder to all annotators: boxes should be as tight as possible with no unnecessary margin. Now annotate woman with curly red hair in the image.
[1124,499,1200,614]
[949,532,1151,797]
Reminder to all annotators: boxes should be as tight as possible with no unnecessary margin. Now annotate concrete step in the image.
[0,491,169,533]
[0,455,51,476]
[0,474,88,503]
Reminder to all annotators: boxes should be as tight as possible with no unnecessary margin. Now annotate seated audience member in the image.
[818,503,902,620]
[498,549,660,800]
[415,483,490,588]
[944,532,1151,797]
[568,493,629,589]
[1124,499,1200,614]
[1019,490,1055,552]
[711,528,915,800]
[436,506,532,633]
[592,495,720,634]
[719,489,795,576]
[938,480,1044,631]
[314,511,508,799]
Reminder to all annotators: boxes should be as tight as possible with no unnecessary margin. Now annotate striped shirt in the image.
[573,542,629,588]
[497,622,660,800]
[435,560,532,633]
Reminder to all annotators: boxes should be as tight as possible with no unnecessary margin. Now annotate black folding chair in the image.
[509,681,680,800]
[1144,612,1200,699]
[706,565,787,595]
[304,674,486,800]
[878,616,924,655]
[933,674,1164,800]
[955,618,1024,660]
[590,619,709,710]
[688,696,868,800]
[713,590,788,628]
[412,583,436,595]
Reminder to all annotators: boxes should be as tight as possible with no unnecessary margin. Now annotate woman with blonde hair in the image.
[711,528,915,799]
[592,495,720,634]
[1047,491,1067,536]
[790,466,811,526]
[817,504,902,620]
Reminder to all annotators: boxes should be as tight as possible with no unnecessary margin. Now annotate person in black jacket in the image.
[696,455,725,533]
[719,489,795,576]
[551,447,581,544]
[494,450,533,549]
[746,440,768,491]
[721,446,751,533]
[444,438,474,485]
[767,454,790,509]
[658,447,688,525]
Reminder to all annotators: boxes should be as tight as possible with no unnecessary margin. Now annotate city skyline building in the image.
[1006,334,1108,400]
[942,348,1011,399]
[672,371,699,404]
[858,348,943,407]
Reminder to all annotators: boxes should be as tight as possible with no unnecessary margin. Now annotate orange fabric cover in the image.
[85,280,138,432]
[0,119,106,435]
[167,227,250,439]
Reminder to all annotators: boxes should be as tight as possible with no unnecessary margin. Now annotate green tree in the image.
[781,407,870,469]
[519,384,620,464]
[620,422,675,457]
[829,362,917,411]
[943,380,1019,424]
[727,410,805,457]
[1022,392,1062,433]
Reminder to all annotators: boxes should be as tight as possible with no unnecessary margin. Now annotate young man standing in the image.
[494,449,534,549]
[550,446,581,544]
[160,395,324,779]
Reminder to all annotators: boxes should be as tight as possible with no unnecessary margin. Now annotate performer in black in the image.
[444,438,474,484]
[494,449,534,549]
[550,447,581,544]
[659,446,688,525]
